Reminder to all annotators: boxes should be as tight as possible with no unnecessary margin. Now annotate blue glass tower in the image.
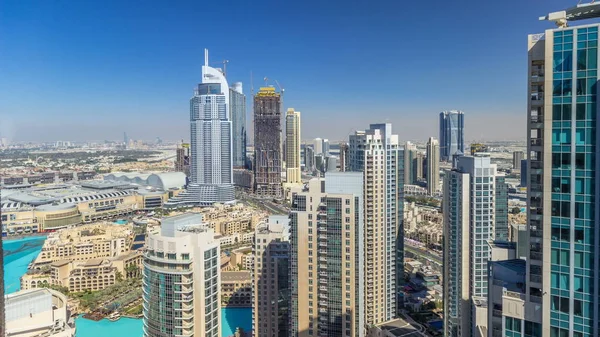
[439,110,465,161]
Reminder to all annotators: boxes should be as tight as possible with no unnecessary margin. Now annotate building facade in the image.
[524,15,600,337]
[404,141,418,185]
[348,123,403,325]
[252,215,290,337]
[512,151,524,170]
[230,82,247,168]
[143,214,220,337]
[285,108,302,184]
[439,110,465,161]
[253,87,283,198]
[289,173,364,337]
[188,49,234,204]
[443,154,499,337]
[426,137,440,195]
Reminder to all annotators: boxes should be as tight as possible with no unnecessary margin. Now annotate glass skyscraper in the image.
[526,20,599,337]
[439,110,465,161]
[166,50,234,206]
[230,82,247,168]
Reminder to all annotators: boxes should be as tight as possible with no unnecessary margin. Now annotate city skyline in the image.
[0,0,579,143]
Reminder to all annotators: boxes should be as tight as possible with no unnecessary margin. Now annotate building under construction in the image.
[253,87,283,198]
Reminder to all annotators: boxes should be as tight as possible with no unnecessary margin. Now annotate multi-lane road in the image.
[404,241,443,266]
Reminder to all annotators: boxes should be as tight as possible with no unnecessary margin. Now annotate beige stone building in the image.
[289,174,364,337]
[221,271,252,307]
[33,223,134,267]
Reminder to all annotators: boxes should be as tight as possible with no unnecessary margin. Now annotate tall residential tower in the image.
[285,108,301,184]
[253,216,290,337]
[289,173,365,337]
[426,137,440,195]
[143,214,220,337]
[348,123,403,324]
[443,154,499,337]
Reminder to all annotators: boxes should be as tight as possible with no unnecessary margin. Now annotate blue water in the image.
[114,219,128,225]
[3,236,252,337]
[75,317,143,337]
[3,236,46,293]
[221,308,252,336]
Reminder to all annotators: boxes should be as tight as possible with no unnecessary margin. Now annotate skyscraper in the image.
[143,213,220,337]
[426,137,440,195]
[230,82,247,168]
[404,141,418,185]
[348,123,403,324]
[521,7,600,336]
[187,49,234,205]
[285,108,301,184]
[303,144,315,173]
[439,110,465,161]
[254,86,283,198]
[443,154,500,337]
[512,151,524,169]
[253,216,290,337]
[289,173,364,336]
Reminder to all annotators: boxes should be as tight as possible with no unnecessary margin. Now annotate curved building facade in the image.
[188,49,234,205]
[143,214,220,337]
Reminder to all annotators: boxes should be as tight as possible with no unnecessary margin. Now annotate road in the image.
[236,191,290,215]
[404,243,442,266]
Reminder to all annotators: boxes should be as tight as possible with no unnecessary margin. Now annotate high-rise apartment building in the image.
[322,139,330,156]
[426,137,440,195]
[439,110,465,161]
[404,141,418,185]
[230,82,247,168]
[285,108,301,184]
[348,123,403,324]
[253,215,290,337]
[289,173,364,337]
[186,49,234,205]
[415,151,424,182]
[143,213,220,337]
[512,151,524,169]
[519,6,600,336]
[443,154,499,337]
[254,86,283,198]
[304,145,315,173]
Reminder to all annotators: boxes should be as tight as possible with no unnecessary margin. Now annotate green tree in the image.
[115,271,123,283]
[511,207,521,214]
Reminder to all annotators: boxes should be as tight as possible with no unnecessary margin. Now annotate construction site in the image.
[253,86,283,199]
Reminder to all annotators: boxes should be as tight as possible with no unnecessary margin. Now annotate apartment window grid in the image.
[325,197,344,336]
[550,27,597,337]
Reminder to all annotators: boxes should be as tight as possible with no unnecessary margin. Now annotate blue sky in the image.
[0,0,578,142]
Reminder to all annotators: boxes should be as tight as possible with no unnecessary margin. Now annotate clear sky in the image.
[0,0,584,143]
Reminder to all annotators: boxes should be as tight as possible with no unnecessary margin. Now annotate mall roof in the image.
[104,172,186,190]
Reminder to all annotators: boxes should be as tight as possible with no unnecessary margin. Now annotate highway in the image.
[404,243,442,266]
